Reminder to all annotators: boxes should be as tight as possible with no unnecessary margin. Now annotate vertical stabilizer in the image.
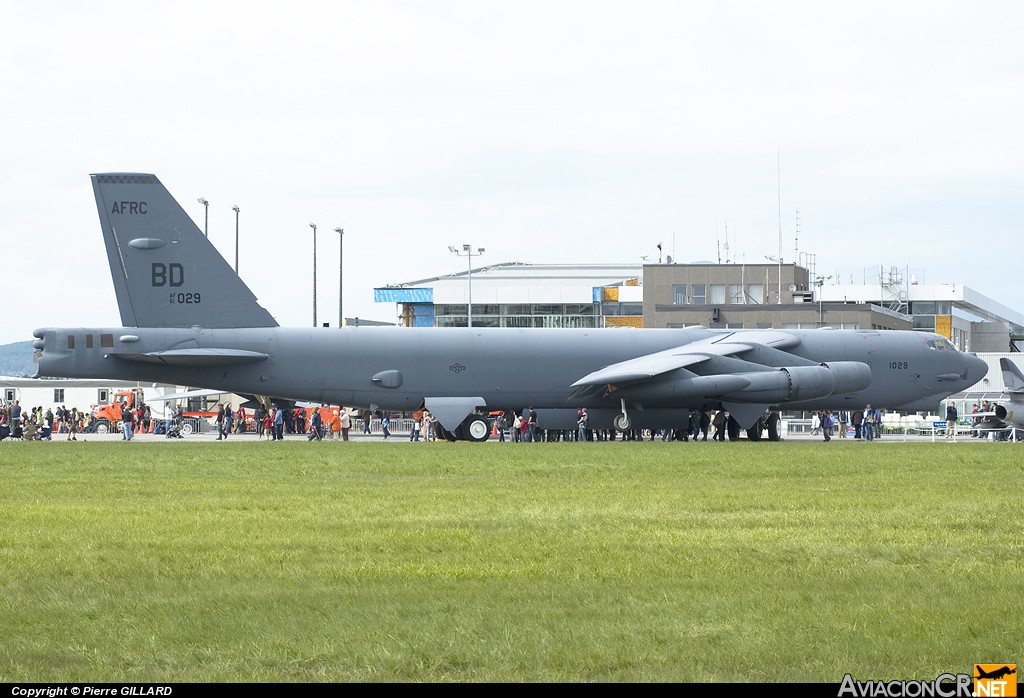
[92,173,278,329]
[999,358,1024,393]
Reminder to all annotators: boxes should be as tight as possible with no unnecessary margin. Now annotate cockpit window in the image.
[926,337,954,351]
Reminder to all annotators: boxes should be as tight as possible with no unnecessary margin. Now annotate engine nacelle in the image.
[720,365,833,404]
[994,403,1022,428]
[719,361,871,404]
[610,373,752,401]
[604,361,873,405]
[820,361,872,395]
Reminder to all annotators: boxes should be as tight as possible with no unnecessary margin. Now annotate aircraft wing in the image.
[144,388,230,403]
[571,348,714,386]
[571,330,800,387]
[568,330,873,429]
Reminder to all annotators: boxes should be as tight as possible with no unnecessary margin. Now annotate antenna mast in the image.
[794,209,801,263]
[777,149,783,264]
[715,217,721,264]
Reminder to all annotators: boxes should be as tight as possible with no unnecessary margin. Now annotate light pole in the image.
[766,255,782,304]
[197,197,209,236]
[334,227,344,328]
[448,243,485,327]
[232,205,240,274]
[815,275,832,326]
[310,223,318,328]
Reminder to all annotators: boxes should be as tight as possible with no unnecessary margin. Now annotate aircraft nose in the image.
[966,353,988,385]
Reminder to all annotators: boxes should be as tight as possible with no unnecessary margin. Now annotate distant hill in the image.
[0,341,35,377]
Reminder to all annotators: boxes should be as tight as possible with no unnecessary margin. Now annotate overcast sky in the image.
[2,1,1022,345]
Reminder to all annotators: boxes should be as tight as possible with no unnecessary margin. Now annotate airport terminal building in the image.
[375,260,1024,354]
[374,262,647,329]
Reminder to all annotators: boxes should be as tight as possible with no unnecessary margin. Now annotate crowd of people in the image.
[3,397,1007,443]
[809,407,883,441]
[492,406,729,443]
[0,400,87,441]
[252,404,356,442]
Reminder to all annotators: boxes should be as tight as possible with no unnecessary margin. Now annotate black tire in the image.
[746,417,763,441]
[461,416,491,442]
[93,419,110,435]
[767,412,781,441]
[612,413,631,432]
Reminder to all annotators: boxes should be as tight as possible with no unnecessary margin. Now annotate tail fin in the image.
[92,173,278,329]
[999,358,1024,393]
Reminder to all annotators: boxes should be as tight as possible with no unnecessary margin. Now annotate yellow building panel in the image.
[625,277,639,286]
[602,287,619,301]
[604,316,644,328]
[934,315,952,340]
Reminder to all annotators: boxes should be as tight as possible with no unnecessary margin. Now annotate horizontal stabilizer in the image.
[111,348,269,367]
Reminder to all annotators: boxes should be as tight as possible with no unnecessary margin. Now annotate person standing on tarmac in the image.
[945,402,958,439]
[121,402,134,441]
[712,409,727,441]
[273,405,284,441]
[340,409,352,441]
[837,410,849,438]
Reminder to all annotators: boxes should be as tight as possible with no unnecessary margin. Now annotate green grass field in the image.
[0,440,1020,682]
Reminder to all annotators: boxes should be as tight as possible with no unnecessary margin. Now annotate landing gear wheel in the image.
[612,413,631,432]
[746,417,763,441]
[767,412,781,442]
[439,427,458,442]
[461,416,491,442]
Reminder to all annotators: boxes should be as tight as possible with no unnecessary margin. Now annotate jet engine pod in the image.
[610,373,752,401]
[820,361,872,395]
[994,403,1020,427]
[720,365,834,404]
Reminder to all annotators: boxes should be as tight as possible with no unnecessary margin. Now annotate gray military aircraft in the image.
[32,173,988,441]
[972,358,1024,437]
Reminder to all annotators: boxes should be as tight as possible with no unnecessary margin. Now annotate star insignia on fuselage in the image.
[449,363,467,373]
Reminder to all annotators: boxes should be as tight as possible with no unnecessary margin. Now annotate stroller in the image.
[165,418,185,438]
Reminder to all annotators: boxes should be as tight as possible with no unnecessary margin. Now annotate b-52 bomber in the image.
[32,173,988,441]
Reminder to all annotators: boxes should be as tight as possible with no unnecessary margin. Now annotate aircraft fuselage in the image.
[33,324,982,423]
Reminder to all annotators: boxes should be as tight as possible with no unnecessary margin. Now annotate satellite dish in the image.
[788,284,797,292]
